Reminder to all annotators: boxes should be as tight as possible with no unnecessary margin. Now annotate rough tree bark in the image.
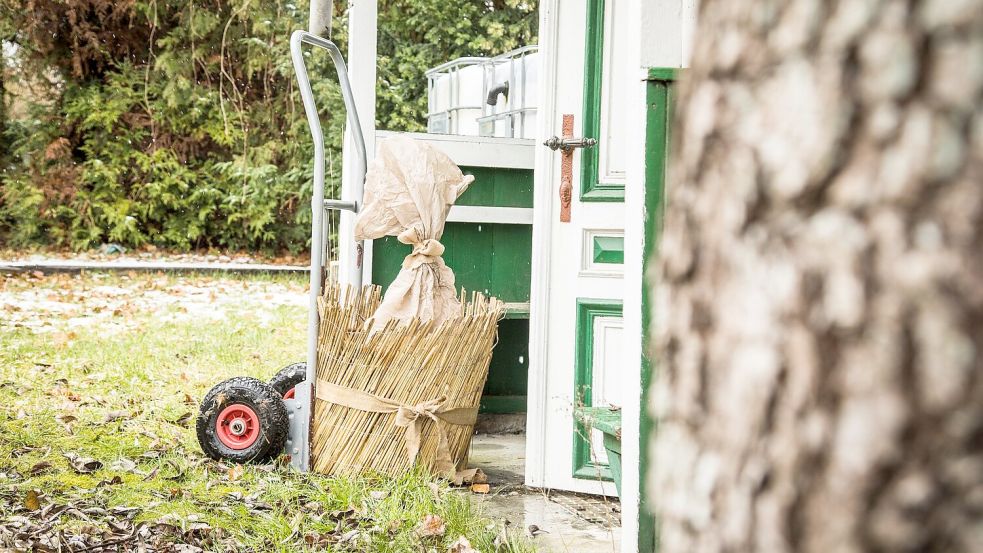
[650,1,982,552]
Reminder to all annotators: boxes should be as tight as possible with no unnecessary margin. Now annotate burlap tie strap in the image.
[315,380,477,478]
[397,228,445,269]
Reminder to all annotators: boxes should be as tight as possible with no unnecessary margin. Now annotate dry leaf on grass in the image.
[24,490,41,511]
[96,475,123,488]
[338,529,360,543]
[227,465,245,481]
[171,412,193,427]
[448,535,479,553]
[103,410,128,423]
[109,458,137,472]
[64,452,102,473]
[417,514,446,538]
[28,461,53,476]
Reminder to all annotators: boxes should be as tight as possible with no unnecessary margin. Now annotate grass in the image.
[0,271,534,552]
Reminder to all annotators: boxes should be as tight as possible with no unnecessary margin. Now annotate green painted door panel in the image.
[457,166,534,208]
[479,318,529,413]
[371,222,532,303]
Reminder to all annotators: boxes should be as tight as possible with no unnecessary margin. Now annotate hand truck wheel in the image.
[196,377,288,463]
[269,362,307,400]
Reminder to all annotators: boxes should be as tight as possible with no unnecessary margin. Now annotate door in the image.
[527,0,630,496]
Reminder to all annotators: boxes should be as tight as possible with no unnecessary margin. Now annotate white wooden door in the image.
[527,0,630,496]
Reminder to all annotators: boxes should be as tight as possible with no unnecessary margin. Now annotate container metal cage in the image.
[425,46,539,139]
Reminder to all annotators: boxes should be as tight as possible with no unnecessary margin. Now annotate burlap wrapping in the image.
[353,136,473,332]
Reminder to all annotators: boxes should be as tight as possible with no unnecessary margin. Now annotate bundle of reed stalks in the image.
[310,284,504,477]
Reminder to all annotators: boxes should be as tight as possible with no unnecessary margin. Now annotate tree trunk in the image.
[650,1,983,552]
[1,42,6,147]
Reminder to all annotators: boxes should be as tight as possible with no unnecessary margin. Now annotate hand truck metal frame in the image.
[285,30,368,472]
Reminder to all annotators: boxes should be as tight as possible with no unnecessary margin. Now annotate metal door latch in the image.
[543,135,597,152]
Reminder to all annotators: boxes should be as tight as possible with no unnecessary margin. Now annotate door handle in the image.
[544,114,595,223]
[543,136,597,151]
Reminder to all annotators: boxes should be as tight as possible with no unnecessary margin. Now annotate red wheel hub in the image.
[283,387,295,400]
[215,404,260,450]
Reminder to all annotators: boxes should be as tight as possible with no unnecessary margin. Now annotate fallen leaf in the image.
[96,475,123,487]
[24,490,41,511]
[387,519,402,535]
[338,529,359,544]
[452,468,487,486]
[109,458,137,472]
[171,412,193,427]
[448,535,478,553]
[470,483,490,494]
[104,410,128,423]
[28,461,53,476]
[417,514,446,538]
[111,506,140,519]
[227,464,245,482]
[64,452,102,473]
[163,459,185,480]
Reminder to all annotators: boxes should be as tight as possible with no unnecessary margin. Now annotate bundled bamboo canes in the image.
[310,284,504,476]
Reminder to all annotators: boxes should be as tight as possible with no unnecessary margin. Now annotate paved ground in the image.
[470,434,622,553]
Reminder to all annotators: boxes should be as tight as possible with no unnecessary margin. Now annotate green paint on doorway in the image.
[592,235,624,265]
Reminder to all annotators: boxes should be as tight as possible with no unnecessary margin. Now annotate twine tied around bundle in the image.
[315,380,477,480]
[397,228,445,269]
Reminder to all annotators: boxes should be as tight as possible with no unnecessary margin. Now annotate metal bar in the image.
[424,57,489,77]
[323,199,358,212]
[308,0,333,37]
[289,29,368,472]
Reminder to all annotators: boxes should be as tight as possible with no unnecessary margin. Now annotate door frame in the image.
[525,0,627,497]
[523,0,561,489]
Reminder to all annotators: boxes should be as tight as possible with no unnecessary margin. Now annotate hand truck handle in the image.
[290,30,368,192]
[289,30,368,472]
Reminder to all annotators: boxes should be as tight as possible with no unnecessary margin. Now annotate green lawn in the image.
[0,271,532,552]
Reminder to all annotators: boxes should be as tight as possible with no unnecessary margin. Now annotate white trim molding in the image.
[446,206,534,225]
[376,131,536,170]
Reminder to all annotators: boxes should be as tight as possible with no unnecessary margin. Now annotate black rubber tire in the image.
[196,376,288,463]
[269,362,307,398]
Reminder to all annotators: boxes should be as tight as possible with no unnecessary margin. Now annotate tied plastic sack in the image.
[353,136,474,332]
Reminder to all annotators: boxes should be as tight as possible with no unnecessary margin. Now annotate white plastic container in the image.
[426,57,488,136]
[426,46,539,139]
[478,46,539,139]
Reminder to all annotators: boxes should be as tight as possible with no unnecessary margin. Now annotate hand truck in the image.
[195,30,368,472]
